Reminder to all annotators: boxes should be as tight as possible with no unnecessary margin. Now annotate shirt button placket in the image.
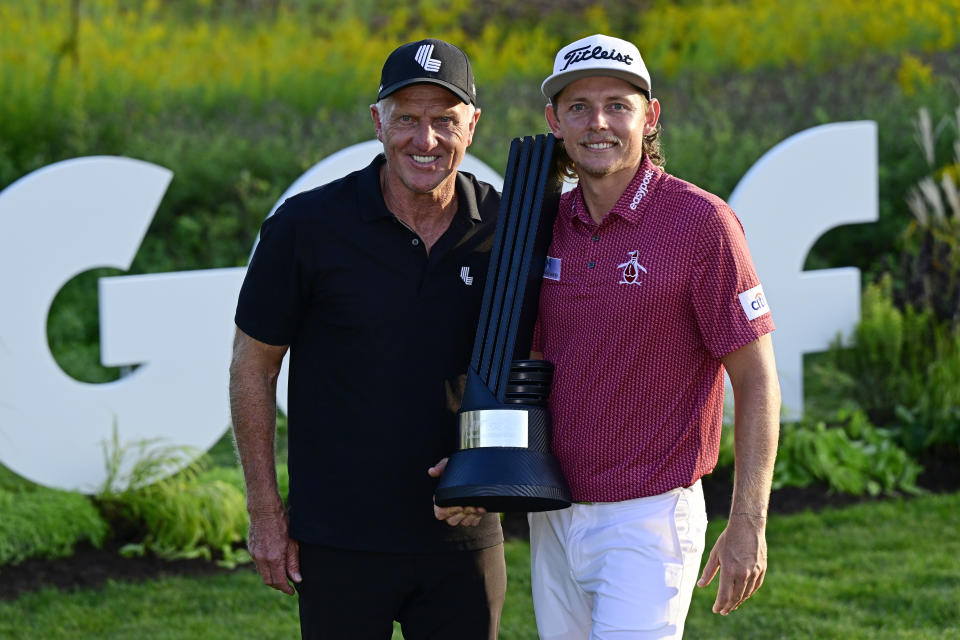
[588,231,599,278]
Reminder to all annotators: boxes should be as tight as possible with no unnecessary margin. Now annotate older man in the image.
[230,39,504,640]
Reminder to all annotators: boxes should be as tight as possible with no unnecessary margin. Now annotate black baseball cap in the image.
[378,39,477,105]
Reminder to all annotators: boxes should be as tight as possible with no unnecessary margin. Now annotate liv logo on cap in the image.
[378,38,476,105]
[415,43,442,72]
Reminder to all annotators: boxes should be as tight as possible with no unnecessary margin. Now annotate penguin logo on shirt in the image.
[617,250,647,285]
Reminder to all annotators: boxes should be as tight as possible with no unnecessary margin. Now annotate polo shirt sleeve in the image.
[689,204,774,359]
[234,206,304,346]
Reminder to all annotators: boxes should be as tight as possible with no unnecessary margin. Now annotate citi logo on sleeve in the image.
[415,44,442,72]
[460,266,473,285]
[617,250,647,285]
[738,284,771,320]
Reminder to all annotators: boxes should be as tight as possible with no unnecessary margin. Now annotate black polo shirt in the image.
[235,154,503,552]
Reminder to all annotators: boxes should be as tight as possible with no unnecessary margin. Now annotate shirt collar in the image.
[563,156,663,227]
[359,153,482,224]
[455,170,484,223]
[359,154,392,222]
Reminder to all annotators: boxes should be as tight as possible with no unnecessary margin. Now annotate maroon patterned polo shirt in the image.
[534,156,775,502]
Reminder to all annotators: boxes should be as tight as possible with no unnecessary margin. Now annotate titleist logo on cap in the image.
[541,34,650,101]
[560,45,634,72]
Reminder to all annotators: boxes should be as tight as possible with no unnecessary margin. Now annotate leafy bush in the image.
[831,278,960,454]
[772,410,923,496]
[0,432,291,570]
[714,407,921,497]
[98,469,250,567]
[95,431,251,567]
[92,427,292,567]
[0,486,109,568]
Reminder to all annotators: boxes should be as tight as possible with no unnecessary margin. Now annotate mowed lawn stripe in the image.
[1,492,957,639]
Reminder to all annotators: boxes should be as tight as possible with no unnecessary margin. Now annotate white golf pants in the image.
[528,481,707,639]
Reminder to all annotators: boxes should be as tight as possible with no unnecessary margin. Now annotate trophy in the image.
[435,133,571,512]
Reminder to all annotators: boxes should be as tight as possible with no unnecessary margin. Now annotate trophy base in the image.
[435,447,571,512]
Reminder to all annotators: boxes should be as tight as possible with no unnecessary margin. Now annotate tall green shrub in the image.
[95,431,250,565]
[832,277,960,454]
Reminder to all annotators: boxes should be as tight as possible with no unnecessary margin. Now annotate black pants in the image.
[295,543,506,640]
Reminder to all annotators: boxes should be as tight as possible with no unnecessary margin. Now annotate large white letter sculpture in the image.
[0,145,502,492]
[729,121,879,419]
[0,157,247,492]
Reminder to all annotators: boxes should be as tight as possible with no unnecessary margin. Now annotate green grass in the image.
[0,571,301,640]
[1,493,958,639]
[685,493,960,639]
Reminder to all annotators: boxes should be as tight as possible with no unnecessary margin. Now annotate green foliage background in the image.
[0,0,956,383]
[2,0,959,294]
[4,0,954,387]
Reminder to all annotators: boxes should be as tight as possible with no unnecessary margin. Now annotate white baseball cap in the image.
[541,34,651,102]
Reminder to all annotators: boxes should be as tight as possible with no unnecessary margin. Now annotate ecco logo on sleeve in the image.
[738,284,770,321]
[544,256,561,281]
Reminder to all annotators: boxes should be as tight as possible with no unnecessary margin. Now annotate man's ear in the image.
[370,104,384,142]
[545,103,563,139]
[461,106,481,148]
[643,98,661,136]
